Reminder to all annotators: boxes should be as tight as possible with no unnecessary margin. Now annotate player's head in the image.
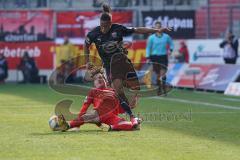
[100,4,112,34]
[93,73,107,88]
[154,21,161,29]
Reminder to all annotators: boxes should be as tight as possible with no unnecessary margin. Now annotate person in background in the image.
[220,31,239,64]
[55,36,76,83]
[56,60,75,84]
[0,53,8,83]
[56,36,75,68]
[17,52,39,83]
[146,21,174,95]
[177,41,189,63]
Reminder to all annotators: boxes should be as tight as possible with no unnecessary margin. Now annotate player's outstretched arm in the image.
[134,27,172,34]
[83,44,92,69]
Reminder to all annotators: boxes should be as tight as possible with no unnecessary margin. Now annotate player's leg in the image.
[108,53,140,125]
[69,110,100,128]
[151,55,168,96]
[111,78,138,126]
[159,55,168,95]
[103,114,140,131]
[150,56,162,95]
[57,110,100,131]
[110,121,135,131]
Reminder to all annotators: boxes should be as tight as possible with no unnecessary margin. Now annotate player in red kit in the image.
[57,70,140,132]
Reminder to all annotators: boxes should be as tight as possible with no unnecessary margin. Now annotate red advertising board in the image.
[56,11,133,38]
[0,10,54,42]
[0,40,147,70]
[0,42,54,69]
[174,64,240,91]
[176,64,215,88]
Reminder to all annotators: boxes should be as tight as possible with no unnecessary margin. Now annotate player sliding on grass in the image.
[56,70,140,132]
[84,4,172,126]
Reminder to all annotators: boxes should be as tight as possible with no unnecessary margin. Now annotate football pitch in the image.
[0,84,240,160]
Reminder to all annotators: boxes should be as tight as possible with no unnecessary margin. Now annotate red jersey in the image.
[79,87,124,116]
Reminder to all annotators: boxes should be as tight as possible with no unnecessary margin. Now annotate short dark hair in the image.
[155,21,161,26]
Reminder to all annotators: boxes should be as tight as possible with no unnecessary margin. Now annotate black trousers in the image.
[224,58,237,64]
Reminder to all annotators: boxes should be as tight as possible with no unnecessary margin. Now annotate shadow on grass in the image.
[30,129,104,136]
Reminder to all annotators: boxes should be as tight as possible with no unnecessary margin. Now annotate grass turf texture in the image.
[0,84,240,160]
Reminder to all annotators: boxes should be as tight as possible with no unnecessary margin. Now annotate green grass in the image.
[0,84,240,160]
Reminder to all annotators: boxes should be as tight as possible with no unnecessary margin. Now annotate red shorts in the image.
[99,113,125,125]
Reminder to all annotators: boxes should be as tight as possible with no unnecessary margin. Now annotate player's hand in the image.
[86,62,94,70]
[123,47,128,55]
[84,62,95,81]
[158,27,172,33]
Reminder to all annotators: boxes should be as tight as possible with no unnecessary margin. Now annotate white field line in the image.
[222,98,240,102]
[191,112,240,114]
[193,91,240,102]
[186,90,240,101]
[149,97,240,110]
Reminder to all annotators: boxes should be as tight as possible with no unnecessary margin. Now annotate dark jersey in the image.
[85,23,135,68]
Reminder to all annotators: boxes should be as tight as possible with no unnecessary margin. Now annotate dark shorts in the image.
[105,53,140,90]
[149,55,168,74]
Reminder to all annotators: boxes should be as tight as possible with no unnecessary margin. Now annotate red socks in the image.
[111,121,133,131]
[69,116,84,128]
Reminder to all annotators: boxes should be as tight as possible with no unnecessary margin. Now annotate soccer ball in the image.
[48,115,59,130]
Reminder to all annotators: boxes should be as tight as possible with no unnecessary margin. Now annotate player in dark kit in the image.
[84,4,171,125]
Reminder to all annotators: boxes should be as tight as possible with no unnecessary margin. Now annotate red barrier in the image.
[56,11,133,38]
[0,42,54,69]
[0,40,148,70]
[0,10,54,42]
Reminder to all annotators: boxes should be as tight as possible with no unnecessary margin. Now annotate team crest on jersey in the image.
[112,32,117,38]
[97,37,101,42]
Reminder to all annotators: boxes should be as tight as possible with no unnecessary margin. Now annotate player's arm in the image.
[84,45,90,64]
[220,40,227,48]
[146,36,153,59]
[84,33,94,69]
[134,27,172,34]
[79,90,94,115]
[121,25,171,37]
[79,101,91,115]
[167,35,174,52]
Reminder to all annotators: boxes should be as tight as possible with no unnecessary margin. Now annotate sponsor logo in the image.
[145,16,194,31]
[112,32,117,38]
[0,46,41,58]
